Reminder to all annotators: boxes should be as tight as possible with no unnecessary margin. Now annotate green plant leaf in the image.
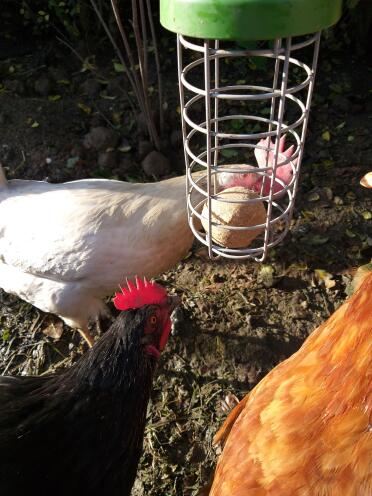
[113,62,125,73]
[77,102,91,114]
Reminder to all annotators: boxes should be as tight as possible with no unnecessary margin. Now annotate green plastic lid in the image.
[160,0,343,41]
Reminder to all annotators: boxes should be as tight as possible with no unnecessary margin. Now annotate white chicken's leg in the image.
[78,327,95,348]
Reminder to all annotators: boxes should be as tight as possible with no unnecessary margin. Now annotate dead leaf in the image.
[301,210,316,220]
[48,94,61,102]
[308,192,320,202]
[345,228,356,238]
[42,321,63,340]
[204,283,224,293]
[220,393,239,413]
[361,211,372,220]
[81,56,96,72]
[77,102,92,114]
[194,247,209,260]
[258,265,275,288]
[314,269,336,289]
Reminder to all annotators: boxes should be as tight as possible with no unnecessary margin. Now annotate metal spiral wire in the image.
[177,33,321,261]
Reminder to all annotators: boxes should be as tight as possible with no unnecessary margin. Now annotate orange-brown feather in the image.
[210,272,372,496]
[213,395,250,447]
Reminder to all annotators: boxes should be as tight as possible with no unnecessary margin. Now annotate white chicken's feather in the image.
[0,174,198,330]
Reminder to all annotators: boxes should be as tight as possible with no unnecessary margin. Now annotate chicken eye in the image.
[149,315,157,326]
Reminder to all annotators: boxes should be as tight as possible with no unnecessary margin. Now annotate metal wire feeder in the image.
[177,33,321,261]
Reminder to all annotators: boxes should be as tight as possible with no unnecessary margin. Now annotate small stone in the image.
[323,187,333,201]
[66,156,80,169]
[83,126,119,151]
[118,156,133,173]
[141,150,170,177]
[136,111,158,137]
[34,76,53,96]
[81,78,101,97]
[138,140,153,159]
[98,150,117,168]
[89,114,104,128]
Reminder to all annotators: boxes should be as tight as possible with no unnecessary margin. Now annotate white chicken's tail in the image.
[0,163,8,188]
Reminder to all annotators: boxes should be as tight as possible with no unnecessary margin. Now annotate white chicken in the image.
[0,167,197,345]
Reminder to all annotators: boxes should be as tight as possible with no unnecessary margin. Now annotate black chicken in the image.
[0,277,179,496]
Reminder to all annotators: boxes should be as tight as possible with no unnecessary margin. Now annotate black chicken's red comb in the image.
[113,277,168,311]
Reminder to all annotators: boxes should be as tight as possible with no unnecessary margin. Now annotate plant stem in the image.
[112,0,161,149]
[146,0,164,135]
[90,0,139,113]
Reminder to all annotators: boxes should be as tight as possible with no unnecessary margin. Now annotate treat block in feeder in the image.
[201,187,266,249]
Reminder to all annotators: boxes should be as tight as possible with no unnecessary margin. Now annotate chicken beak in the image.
[158,295,180,351]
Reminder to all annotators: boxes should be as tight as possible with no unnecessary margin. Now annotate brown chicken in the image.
[209,270,372,496]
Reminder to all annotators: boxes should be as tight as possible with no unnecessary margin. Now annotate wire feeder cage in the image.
[161,0,342,261]
[177,34,321,261]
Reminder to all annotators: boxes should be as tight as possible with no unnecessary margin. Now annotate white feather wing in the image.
[0,176,191,297]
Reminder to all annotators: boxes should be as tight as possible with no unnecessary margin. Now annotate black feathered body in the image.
[0,309,157,496]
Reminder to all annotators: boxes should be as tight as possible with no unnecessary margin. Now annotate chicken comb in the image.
[113,276,168,311]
